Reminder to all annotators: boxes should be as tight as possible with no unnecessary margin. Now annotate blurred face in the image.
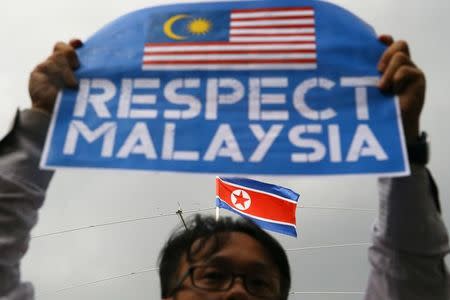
[165,232,281,300]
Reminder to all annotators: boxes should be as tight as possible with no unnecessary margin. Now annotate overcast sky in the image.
[1,0,450,299]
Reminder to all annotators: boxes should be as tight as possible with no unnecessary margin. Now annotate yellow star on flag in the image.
[187,18,212,35]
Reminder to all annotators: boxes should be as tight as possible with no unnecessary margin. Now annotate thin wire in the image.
[38,267,159,296]
[290,291,364,295]
[31,207,215,239]
[300,205,376,212]
[286,242,370,252]
[37,242,370,295]
[31,204,375,239]
[188,205,375,213]
[31,202,376,296]
[38,265,366,296]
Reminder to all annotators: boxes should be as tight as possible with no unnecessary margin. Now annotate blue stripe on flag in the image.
[216,198,297,237]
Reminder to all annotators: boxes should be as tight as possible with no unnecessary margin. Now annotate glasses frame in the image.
[170,265,281,299]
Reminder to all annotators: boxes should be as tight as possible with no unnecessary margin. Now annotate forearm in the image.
[374,165,448,254]
[0,109,54,298]
[366,165,449,299]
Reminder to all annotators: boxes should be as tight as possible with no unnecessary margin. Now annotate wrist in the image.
[407,131,429,165]
[403,121,420,144]
[31,106,52,117]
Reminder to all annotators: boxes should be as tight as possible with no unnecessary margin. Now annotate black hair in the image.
[158,214,291,299]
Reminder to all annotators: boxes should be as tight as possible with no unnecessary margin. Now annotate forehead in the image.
[184,232,278,272]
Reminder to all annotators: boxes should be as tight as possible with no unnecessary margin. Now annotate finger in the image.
[28,71,59,111]
[35,57,71,89]
[379,52,415,91]
[378,34,394,46]
[53,41,80,69]
[69,38,83,49]
[34,61,64,87]
[61,68,78,88]
[52,53,78,87]
[29,71,52,99]
[53,41,72,53]
[378,40,410,72]
[392,65,425,95]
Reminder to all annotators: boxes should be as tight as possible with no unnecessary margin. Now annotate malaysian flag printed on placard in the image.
[143,7,317,70]
[216,177,299,237]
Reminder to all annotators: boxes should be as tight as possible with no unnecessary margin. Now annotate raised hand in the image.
[378,35,426,143]
[28,39,82,115]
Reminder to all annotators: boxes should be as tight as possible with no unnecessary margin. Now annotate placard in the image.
[41,0,409,176]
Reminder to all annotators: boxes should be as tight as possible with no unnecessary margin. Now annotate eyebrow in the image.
[204,255,273,272]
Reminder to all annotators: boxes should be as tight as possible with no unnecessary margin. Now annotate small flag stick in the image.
[215,207,220,221]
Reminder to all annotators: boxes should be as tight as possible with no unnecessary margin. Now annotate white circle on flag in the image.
[231,189,251,211]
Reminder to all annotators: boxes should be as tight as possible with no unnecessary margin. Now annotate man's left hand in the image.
[378,35,426,143]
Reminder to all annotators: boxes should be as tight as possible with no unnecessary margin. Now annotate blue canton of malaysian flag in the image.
[143,7,317,70]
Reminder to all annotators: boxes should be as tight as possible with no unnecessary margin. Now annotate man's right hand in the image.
[28,39,82,115]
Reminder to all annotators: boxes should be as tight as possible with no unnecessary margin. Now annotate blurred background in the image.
[1,0,449,299]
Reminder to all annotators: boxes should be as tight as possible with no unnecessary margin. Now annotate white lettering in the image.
[73,79,115,118]
[162,123,200,160]
[249,77,289,121]
[204,124,244,162]
[289,125,326,162]
[164,79,201,119]
[117,122,157,159]
[117,79,160,119]
[293,77,337,120]
[328,124,342,162]
[63,121,116,157]
[205,78,244,120]
[249,124,283,162]
[341,77,379,120]
[346,124,388,162]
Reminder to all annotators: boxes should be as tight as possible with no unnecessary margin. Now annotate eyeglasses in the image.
[171,265,281,298]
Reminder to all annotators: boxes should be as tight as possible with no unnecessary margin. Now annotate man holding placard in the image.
[0,1,448,299]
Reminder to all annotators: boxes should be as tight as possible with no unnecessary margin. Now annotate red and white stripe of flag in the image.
[142,7,317,70]
[216,177,297,226]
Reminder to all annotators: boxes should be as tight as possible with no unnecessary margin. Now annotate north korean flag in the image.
[216,177,299,237]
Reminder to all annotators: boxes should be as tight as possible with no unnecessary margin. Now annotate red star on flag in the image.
[233,190,249,207]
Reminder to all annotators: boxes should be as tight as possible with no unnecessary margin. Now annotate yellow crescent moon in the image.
[164,14,190,40]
